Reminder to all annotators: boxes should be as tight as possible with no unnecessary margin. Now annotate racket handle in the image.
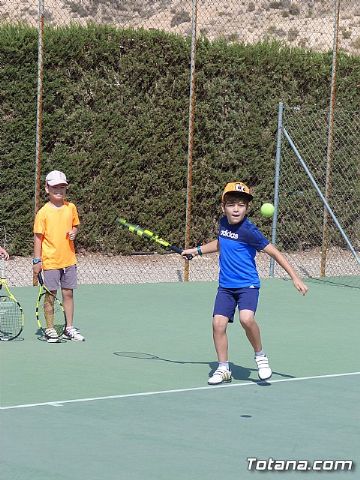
[171,245,193,260]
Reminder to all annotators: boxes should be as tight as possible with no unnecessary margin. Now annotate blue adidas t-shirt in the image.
[218,216,269,288]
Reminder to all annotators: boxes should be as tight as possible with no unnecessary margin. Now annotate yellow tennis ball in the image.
[260,203,275,218]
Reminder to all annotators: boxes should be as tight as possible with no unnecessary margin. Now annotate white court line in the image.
[1,371,359,411]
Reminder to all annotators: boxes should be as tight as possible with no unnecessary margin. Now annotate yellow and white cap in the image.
[222,182,253,202]
[46,170,68,186]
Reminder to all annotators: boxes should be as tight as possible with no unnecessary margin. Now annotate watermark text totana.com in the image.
[247,457,354,472]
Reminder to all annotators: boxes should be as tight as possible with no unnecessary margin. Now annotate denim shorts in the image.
[213,286,260,322]
[43,265,77,291]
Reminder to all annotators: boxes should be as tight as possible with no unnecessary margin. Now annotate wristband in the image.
[196,245,203,257]
[32,258,42,265]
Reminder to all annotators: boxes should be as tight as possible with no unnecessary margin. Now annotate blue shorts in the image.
[213,286,260,323]
[43,265,77,291]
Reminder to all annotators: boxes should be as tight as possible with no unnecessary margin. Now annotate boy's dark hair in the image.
[222,191,251,204]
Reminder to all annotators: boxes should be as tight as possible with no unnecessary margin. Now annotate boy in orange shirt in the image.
[33,170,84,342]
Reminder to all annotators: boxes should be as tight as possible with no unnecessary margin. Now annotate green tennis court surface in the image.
[1,279,359,479]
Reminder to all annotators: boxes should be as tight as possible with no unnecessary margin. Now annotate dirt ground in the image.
[5,247,359,287]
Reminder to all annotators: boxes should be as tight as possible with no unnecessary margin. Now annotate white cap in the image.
[45,170,68,186]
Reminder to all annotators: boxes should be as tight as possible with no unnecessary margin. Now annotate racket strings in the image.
[0,296,22,338]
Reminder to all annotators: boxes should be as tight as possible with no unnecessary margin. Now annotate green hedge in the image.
[0,24,359,255]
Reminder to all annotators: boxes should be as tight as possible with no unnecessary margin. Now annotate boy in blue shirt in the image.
[182,182,308,385]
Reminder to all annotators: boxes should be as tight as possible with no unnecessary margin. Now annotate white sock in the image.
[255,350,266,357]
[219,362,229,370]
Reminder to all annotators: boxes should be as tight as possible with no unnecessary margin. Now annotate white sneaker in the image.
[45,328,60,343]
[255,355,272,380]
[63,327,85,342]
[208,368,232,385]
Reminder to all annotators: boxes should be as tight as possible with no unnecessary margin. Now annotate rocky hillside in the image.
[1,0,360,54]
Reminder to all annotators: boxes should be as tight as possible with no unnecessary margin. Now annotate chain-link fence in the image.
[1,1,359,286]
[271,104,360,286]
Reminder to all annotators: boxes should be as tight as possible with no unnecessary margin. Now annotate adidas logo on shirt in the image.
[220,229,239,239]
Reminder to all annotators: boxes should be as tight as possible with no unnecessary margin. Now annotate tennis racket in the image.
[117,218,193,259]
[35,272,66,343]
[0,257,24,341]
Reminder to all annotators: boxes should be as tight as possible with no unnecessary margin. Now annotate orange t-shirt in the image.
[33,202,80,270]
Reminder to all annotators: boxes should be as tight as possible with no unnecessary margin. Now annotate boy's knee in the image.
[212,315,228,332]
[239,313,255,329]
[61,288,73,298]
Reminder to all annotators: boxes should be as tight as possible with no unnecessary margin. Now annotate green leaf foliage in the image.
[0,25,359,254]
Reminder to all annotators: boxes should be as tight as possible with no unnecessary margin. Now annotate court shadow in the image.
[229,362,295,384]
[176,269,183,282]
[35,328,67,343]
[35,327,43,337]
[228,362,253,381]
[113,352,295,384]
[114,351,209,366]
[0,336,24,342]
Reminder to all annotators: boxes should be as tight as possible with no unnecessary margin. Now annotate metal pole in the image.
[283,128,359,265]
[33,0,45,287]
[34,0,45,214]
[270,102,284,277]
[184,0,198,282]
[320,0,341,277]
